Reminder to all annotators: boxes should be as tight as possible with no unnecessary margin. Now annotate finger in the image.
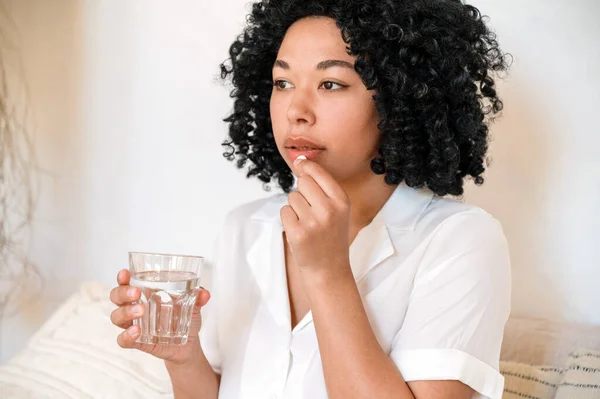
[287,190,312,221]
[115,320,133,330]
[280,204,300,232]
[189,307,204,337]
[294,158,347,202]
[194,288,211,310]
[117,325,141,348]
[188,289,211,338]
[188,290,210,337]
[110,304,143,328]
[296,174,329,209]
[110,285,141,306]
[117,269,130,285]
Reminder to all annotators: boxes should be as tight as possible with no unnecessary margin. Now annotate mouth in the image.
[286,146,325,151]
[283,136,325,149]
[283,136,326,161]
[285,147,325,161]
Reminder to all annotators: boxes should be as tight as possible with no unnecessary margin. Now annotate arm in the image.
[165,342,221,399]
[165,236,224,399]
[304,265,474,399]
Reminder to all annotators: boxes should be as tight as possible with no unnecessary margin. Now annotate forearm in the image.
[165,344,220,399]
[304,265,414,399]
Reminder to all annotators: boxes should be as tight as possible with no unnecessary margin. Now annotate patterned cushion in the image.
[500,361,562,399]
[554,350,600,399]
[500,351,600,399]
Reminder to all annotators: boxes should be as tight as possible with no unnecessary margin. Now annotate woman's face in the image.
[270,17,380,184]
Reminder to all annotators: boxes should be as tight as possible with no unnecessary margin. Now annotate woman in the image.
[110,0,511,398]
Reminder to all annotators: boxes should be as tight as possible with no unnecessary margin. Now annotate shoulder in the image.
[413,196,511,282]
[416,195,507,246]
[412,195,510,273]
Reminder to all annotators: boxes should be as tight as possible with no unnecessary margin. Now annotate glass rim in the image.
[128,251,204,260]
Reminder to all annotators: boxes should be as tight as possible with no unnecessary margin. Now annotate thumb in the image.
[188,288,211,337]
[194,288,211,310]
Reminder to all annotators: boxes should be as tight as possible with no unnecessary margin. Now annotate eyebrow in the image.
[273,59,354,70]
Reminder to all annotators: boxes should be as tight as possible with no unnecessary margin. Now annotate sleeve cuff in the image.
[390,348,504,399]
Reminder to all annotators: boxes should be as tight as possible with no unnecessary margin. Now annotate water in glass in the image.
[130,270,200,345]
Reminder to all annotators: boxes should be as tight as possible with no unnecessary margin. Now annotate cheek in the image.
[322,102,379,149]
[270,97,287,141]
[270,96,288,121]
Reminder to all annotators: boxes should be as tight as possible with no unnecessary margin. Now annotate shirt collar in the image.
[250,183,434,231]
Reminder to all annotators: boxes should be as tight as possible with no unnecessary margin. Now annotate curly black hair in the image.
[220,0,510,196]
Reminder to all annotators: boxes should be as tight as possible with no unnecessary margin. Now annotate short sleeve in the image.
[199,230,223,375]
[390,211,511,399]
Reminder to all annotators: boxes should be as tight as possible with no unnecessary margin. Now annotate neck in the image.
[339,173,397,232]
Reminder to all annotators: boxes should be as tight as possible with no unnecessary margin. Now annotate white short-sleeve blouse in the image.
[200,183,511,399]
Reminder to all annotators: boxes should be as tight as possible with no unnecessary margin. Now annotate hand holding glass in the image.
[128,252,204,346]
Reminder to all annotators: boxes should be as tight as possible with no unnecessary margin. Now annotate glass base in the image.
[136,333,188,346]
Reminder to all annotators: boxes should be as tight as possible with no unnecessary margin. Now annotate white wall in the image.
[1,0,598,363]
[0,0,88,361]
[465,0,600,324]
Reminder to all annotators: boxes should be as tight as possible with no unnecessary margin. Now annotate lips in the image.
[284,137,325,151]
[283,137,325,162]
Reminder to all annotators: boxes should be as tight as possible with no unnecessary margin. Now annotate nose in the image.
[286,88,316,126]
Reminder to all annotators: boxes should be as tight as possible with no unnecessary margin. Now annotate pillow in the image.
[501,317,600,367]
[554,350,600,399]
[500,361,562,399]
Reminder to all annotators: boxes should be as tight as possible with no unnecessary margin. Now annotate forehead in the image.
[276,17,353,62]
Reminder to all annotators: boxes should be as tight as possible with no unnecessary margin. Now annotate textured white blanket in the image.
[0,283,173,398]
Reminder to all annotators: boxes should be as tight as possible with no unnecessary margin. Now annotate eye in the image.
[320,81,346,91]
[273,80,293,90]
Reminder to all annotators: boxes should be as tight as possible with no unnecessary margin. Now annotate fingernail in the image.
[127,326,138,336]
[128,288,137,298]
[294,155,307,167]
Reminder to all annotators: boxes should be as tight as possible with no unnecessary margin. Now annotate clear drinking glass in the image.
[128,252,204,346]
